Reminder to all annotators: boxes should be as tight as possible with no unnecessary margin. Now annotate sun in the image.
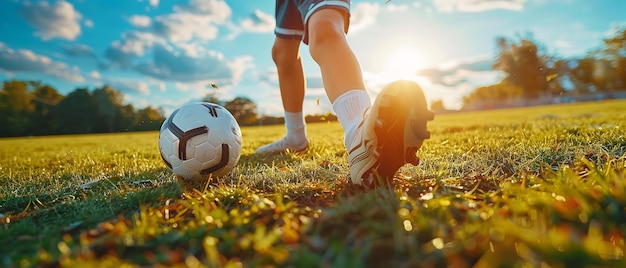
[377,46,431,85]
[384,47,426,76]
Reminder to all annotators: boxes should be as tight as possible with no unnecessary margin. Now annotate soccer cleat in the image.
[255,137,309,154]
[347,80,434,188]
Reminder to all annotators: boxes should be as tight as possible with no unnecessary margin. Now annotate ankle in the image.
[332,90,371,148]
[284,111,307,145]
[286,126,307,146]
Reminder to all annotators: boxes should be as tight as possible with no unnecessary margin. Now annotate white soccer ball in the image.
[158,102,242,187]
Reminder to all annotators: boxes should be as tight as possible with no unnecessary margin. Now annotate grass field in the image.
[1,100,626,267]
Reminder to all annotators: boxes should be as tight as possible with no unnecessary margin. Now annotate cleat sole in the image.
[369,80,433,186]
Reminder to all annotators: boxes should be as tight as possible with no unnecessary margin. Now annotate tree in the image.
[462,80,523,110]
[568,57,596,92]
[53,88,96,134]
[28,82,64,135]
[0,79,180,135]
[598,27,626,89]
[92,85,124,133]
[493,35,554,100]
[202,92,222,105]
[568,26,626,92]
[117,104,137,132]
[224,97,257,125]
[0,80,34,136]
[430,100,446,112]
[134,106,165,131]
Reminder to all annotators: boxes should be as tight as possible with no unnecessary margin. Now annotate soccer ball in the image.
[158,102,242,189]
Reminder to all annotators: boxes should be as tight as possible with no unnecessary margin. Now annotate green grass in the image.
[1,100,626,267]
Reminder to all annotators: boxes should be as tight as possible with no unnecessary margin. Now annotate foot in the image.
[347,80,434,188]
[256,137,309,154]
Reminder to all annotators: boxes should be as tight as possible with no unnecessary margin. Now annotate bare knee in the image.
[308,12,346,62]
[272,39,300,68]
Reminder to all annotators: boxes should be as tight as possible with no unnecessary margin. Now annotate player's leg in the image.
[273,37,305,114]
[305,5,370,150]
[256,38,309,154]
[307,8,365,102]
[256,1,309,154]
[304,2,434,188]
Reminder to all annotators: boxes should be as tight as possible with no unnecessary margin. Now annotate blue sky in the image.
[1,0,624,116]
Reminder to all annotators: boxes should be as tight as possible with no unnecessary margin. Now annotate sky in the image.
[1,0,625,116]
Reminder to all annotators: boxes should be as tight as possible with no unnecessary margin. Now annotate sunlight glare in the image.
[384,47,425,77]
[377,46,431,86]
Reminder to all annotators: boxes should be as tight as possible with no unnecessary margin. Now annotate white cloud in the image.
[84,19,94,28]
[89,71,101,80]
[149,96,190,116]
[128,15,151,28]
[227,55,254,85]
[432,0,526,13]
[123,95,149,110]
[240,10,275,33]
[428,83,475,110]
[95,0,252,100]
[104,0,236,68]
[172,80,219,104]
[56,65,84,82]
[0,43,84,82]
[437,55,494,71]
[554,40,571,52]
[156,81,166,92]
[410,56,505,109]
[152,13,219,42]
[149,0,159,8]
[105,77,150,95]
[384,3,410,12]
[104,31,159,68]
[350,2,381,32]
[175,43,203,58]
[418,56,496,86]
[19,0,82,41]
[135,44,234,83]
[449,69,501,87]
[257,68,279,88]
[175,81,191,92]
[173,0,232,22]
[606,21,626,37]
[301,85,331,115]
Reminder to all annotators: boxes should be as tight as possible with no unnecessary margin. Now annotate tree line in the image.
[0,81,166,137]
[202,93,338,127]
[460,26,626,110]
[0,81,271,137]
[0,81,337,137]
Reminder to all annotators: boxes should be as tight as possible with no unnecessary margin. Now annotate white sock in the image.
[332,90,372,148]
[284,111,307,145]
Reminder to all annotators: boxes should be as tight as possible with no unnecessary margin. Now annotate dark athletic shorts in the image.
[275,0,351,44]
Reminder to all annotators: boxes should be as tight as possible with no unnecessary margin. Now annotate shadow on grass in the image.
[0,167,183,265]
